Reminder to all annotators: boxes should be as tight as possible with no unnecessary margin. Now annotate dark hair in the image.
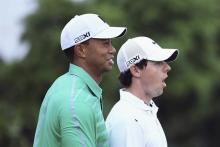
[63,46,74,63]
[119,59,148,87]
[63,40,90,63]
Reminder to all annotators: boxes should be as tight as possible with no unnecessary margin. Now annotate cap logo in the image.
[126,55,140,67]
[74,32,90,43]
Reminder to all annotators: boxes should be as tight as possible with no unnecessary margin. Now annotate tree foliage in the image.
[1,0,220,146]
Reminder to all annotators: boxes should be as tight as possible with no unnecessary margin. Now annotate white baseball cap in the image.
[60,13,127,50]
[117,36,179,72]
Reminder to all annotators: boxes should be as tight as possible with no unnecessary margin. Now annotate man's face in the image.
[84,38,116,74]
[140,61,171,98]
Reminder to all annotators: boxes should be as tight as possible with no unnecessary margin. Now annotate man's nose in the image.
[164,62,171,72]
[110,46,116,54]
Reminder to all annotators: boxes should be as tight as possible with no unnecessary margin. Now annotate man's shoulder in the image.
[49,73,88,92]
[107,100,135,122]
[44,72,99,109]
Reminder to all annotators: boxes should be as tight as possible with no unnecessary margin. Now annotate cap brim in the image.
[93,27,127,39]
[148,49,179,62]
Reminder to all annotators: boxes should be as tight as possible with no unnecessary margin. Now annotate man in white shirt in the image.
[106,36,179,147]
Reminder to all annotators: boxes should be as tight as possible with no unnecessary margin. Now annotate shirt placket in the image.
[100,96,103,111]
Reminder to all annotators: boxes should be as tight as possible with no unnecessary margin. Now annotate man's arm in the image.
[59,102,96,147]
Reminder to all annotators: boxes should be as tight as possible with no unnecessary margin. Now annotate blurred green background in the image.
[1,0,220,146]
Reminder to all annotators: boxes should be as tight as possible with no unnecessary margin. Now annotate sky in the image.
[0,0,37,63]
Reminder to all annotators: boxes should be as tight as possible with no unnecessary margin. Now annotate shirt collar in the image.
[68,64,102,99]
[119,89,158,114]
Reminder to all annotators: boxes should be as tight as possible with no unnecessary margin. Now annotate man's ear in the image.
[74,44,87,58]
[130,65,141,78]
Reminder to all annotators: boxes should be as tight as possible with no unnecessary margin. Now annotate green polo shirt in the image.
[33,64,109,147]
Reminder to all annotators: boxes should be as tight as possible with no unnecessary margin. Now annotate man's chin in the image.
[152,90,163,98]
[102,66,113,73]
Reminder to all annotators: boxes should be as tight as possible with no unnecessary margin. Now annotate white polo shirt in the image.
[106,89,167,147]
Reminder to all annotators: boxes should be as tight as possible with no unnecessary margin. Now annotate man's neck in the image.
[73,61,102,84]
[126,84,152,104]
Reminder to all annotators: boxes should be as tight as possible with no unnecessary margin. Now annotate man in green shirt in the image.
[33,13,126,147]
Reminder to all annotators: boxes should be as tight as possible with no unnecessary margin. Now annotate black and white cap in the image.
[117,36,179,72]
[60,13,127,50]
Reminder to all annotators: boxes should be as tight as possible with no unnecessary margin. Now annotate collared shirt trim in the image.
[69,64,102,99]
[119,89,158,114]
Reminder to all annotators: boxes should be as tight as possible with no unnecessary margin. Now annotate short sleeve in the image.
[59,102,96,147]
